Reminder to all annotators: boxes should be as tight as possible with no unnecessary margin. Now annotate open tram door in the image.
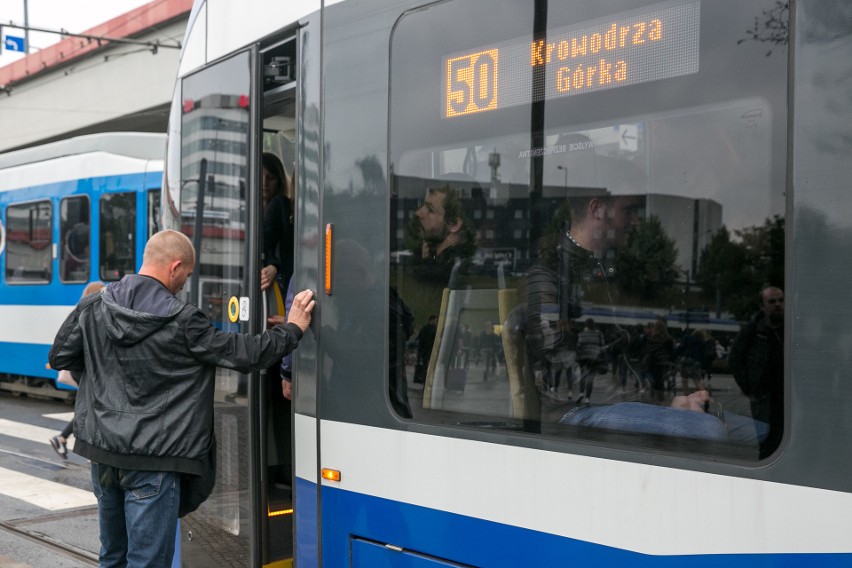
[256,35,300,565]
[164,29,308,567]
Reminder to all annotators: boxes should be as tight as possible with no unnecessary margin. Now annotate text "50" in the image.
[445,49,499,118]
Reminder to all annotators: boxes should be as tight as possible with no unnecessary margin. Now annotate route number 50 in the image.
[445,49,499,118]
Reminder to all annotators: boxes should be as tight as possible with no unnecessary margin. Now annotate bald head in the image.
[143,230,195,268]
[140,230,196,294]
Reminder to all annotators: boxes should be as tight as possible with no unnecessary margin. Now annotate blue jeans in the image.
[91,463,180,568]
[559,402,769,445]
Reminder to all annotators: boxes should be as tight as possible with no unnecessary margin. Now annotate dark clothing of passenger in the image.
[415,321,437,384]
[676,333,705,377]
[576,327,605,365]
[263,194,295,287]
[523,237,593,370]
[49,274,304,477]
[644,333,675,391]
[389,287,415,417]
[728,313,783,455]
[676,332,705,363]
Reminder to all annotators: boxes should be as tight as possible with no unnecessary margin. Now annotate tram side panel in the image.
[306,0,852,566]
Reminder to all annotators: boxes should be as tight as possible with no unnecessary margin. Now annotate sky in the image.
[0,0,152,68]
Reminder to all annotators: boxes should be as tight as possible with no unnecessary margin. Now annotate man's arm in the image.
[48,309,86,372]
[185,290,314,372]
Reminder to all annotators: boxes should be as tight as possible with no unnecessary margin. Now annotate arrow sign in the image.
[619,124,638,152]
[3,35,26,53]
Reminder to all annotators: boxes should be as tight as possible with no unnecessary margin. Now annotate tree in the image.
[695,226,746,314]
[737,0,788,57]
[696,216,785,320]
[614,215,679,299]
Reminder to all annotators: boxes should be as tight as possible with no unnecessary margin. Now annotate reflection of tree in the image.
[696,216,784,320]
[356,155,386,195]
[614,216,678,299]
[738,0,789,56]
[695,227,745,316]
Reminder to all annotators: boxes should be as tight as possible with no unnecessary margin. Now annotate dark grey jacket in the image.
[48,274,303,476]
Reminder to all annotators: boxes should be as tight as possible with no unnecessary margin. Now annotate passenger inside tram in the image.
[260,152,294,292]
[259,152,294,489]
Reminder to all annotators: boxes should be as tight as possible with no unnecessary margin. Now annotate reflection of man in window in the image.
[411,185,475,283]
[524,190,641,404]
[728,286,784,457]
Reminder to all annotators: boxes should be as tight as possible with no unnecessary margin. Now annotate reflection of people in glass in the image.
[523,189,641,404]
[409,185,475,284]
[261,153,294,291]
[402,185,477,394]
[676,328,709,394]
[643,317,675,402]
[576,318,606,405]
[728,286,784,457]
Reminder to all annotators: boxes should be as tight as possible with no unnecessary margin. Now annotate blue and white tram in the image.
[0,132,164,397]
[165,0,852,566]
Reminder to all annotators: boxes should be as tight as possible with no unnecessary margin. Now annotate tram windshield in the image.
[389,0,787,460]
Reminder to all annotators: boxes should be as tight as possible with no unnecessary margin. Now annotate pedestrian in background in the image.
[49,280,105,459]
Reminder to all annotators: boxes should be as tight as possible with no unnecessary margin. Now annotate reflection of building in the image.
[180,94,250,269]
[645,194,721,275]
[181,94,250,190]
[392,176,721,275]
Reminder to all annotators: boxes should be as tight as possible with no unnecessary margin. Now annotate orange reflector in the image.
[324,224,333,295]
[268,507,293,518]
[321,468,341,482]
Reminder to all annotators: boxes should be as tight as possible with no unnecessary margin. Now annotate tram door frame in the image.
[176,47,269,567]
[254,33,301,566]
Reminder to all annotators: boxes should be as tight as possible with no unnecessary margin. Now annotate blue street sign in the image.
[4,35,26,53]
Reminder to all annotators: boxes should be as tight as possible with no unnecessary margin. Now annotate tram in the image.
[0,132,164,397]
[164,0,852,566]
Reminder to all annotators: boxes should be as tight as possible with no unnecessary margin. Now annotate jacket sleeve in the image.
[182,307,304,373]
[48,304,86,372]
[728,323,755,395]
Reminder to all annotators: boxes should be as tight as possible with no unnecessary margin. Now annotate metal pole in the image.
[23,0,29,54]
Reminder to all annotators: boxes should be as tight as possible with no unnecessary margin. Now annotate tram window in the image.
[99,192,137,281]
[5,200,52,284]
[389,0,786,460]
[59,196,91,283]
[148,189,161,238]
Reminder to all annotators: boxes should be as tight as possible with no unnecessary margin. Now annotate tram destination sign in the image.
[443,1,700,118]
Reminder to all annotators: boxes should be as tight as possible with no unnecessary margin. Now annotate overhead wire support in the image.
[2,21,182,54]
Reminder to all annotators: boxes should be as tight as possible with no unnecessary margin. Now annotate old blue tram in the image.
[0,133,164,397]
[164,0,852,566]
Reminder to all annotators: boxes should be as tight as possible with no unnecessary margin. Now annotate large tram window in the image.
[390,0,786,460]
[5,200,52,284]
[60,196,90,283]
[99,192,137,281]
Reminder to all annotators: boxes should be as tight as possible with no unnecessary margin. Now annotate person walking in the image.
[49,280,105,459]
[49,229,315,568]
